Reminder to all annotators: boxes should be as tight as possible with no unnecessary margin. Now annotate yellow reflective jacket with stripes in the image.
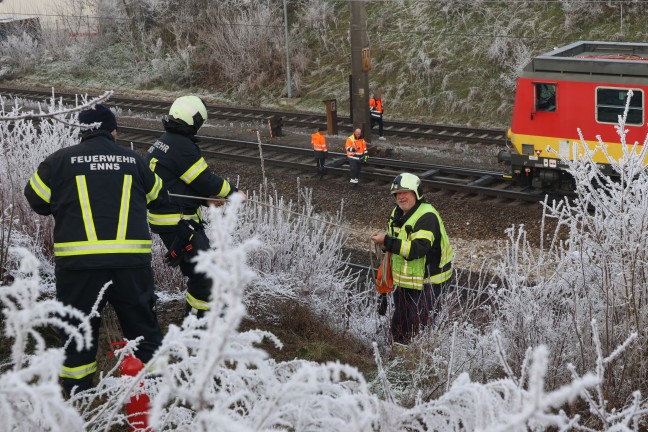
[384,201,454,290]
[145,131,235,234]
[24,130,165,269]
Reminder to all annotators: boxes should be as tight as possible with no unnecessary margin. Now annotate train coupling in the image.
[497,149,511,164]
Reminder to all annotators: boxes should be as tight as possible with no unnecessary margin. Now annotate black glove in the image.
[378,294,388,316]
[164,220,200,267]
[362,155,369,164]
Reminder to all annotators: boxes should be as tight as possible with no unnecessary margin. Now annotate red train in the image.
[498,41,648,193]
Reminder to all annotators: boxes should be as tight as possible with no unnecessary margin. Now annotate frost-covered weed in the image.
[0,32,40,79]
[129,199,385,431]
[0,198,622,431]
[0,248,90,431]
[236,183,384,345]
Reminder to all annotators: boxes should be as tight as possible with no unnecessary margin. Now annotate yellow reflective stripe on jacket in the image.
[216,180,232,198]
[410,229,433,242]
[425,268,453,285]
[60,362,97,379]
[392,272,425,287]
[29,172,51,203]
[399,239,411,257]
[187,292,210,311]
[148,211,201,226]
[149,157,158,171]
[116,175,132,240]
[146,174,163,203]
[54,240,152,256]
[180,157,208,184]
[76,175,98,241]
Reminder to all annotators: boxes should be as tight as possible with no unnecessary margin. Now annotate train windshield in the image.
[535,83,556,112]
[596,88,643,125]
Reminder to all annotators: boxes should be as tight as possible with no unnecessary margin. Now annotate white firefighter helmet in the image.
[168,96,208,131]
[390,173,423,200]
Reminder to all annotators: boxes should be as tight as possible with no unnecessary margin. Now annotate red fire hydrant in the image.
[120,354,151,431]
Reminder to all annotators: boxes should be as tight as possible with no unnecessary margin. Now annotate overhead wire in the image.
[167,192,371,236]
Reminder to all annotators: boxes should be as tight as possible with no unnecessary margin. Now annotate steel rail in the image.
[116,126,543,203]
[0,86,506,145]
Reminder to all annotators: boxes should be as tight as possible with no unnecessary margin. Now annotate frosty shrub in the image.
[559,0,607,26]
[134,43,193,88]
[122,198,385,431]
[0,208,609,431]
[195,1,300,94]
[235,182,384,346]
[0,248,91,431]
[485,25,533,90]
[0,32,40,79]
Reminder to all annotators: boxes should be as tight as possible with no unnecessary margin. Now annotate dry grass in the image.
[241,300,377,377]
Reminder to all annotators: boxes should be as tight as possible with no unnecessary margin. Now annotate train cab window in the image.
[535,83,556,112]
[596,88,643,125]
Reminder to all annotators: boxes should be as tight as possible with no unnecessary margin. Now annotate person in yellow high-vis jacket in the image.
[371,173,454,344]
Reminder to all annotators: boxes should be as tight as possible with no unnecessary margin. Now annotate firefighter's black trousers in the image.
[390,282,445,344]
[55,266,163,393]
[158,228,212,315]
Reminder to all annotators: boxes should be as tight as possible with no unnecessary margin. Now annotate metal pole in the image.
[283,0,292,98]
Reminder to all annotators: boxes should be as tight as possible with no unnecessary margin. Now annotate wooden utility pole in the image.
[350,1,371,143]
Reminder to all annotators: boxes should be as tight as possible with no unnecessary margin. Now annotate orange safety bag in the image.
[375,252,394,294]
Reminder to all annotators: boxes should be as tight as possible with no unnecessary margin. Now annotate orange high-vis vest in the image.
[369,98,383,114]
[311,132,327,151]
[345,134,367,159]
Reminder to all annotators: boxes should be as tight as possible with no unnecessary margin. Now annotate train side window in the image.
[596,88,643,125]
[535,83,556,112]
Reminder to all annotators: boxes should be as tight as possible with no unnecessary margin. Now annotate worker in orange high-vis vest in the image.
[345,127,368,186]
[311,126,328,179]
[369,91,385,140]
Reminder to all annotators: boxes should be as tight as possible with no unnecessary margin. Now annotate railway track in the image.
[1,85,542,201]
[117,126,544,202]
[0,86,506,145]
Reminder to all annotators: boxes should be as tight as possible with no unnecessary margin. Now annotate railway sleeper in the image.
[468,175,497,187]
[325,157,348,168]
[418,169,441,178]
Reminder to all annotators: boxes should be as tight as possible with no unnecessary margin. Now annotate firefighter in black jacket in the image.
[147,95,245,318]
[24,104,165,395]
